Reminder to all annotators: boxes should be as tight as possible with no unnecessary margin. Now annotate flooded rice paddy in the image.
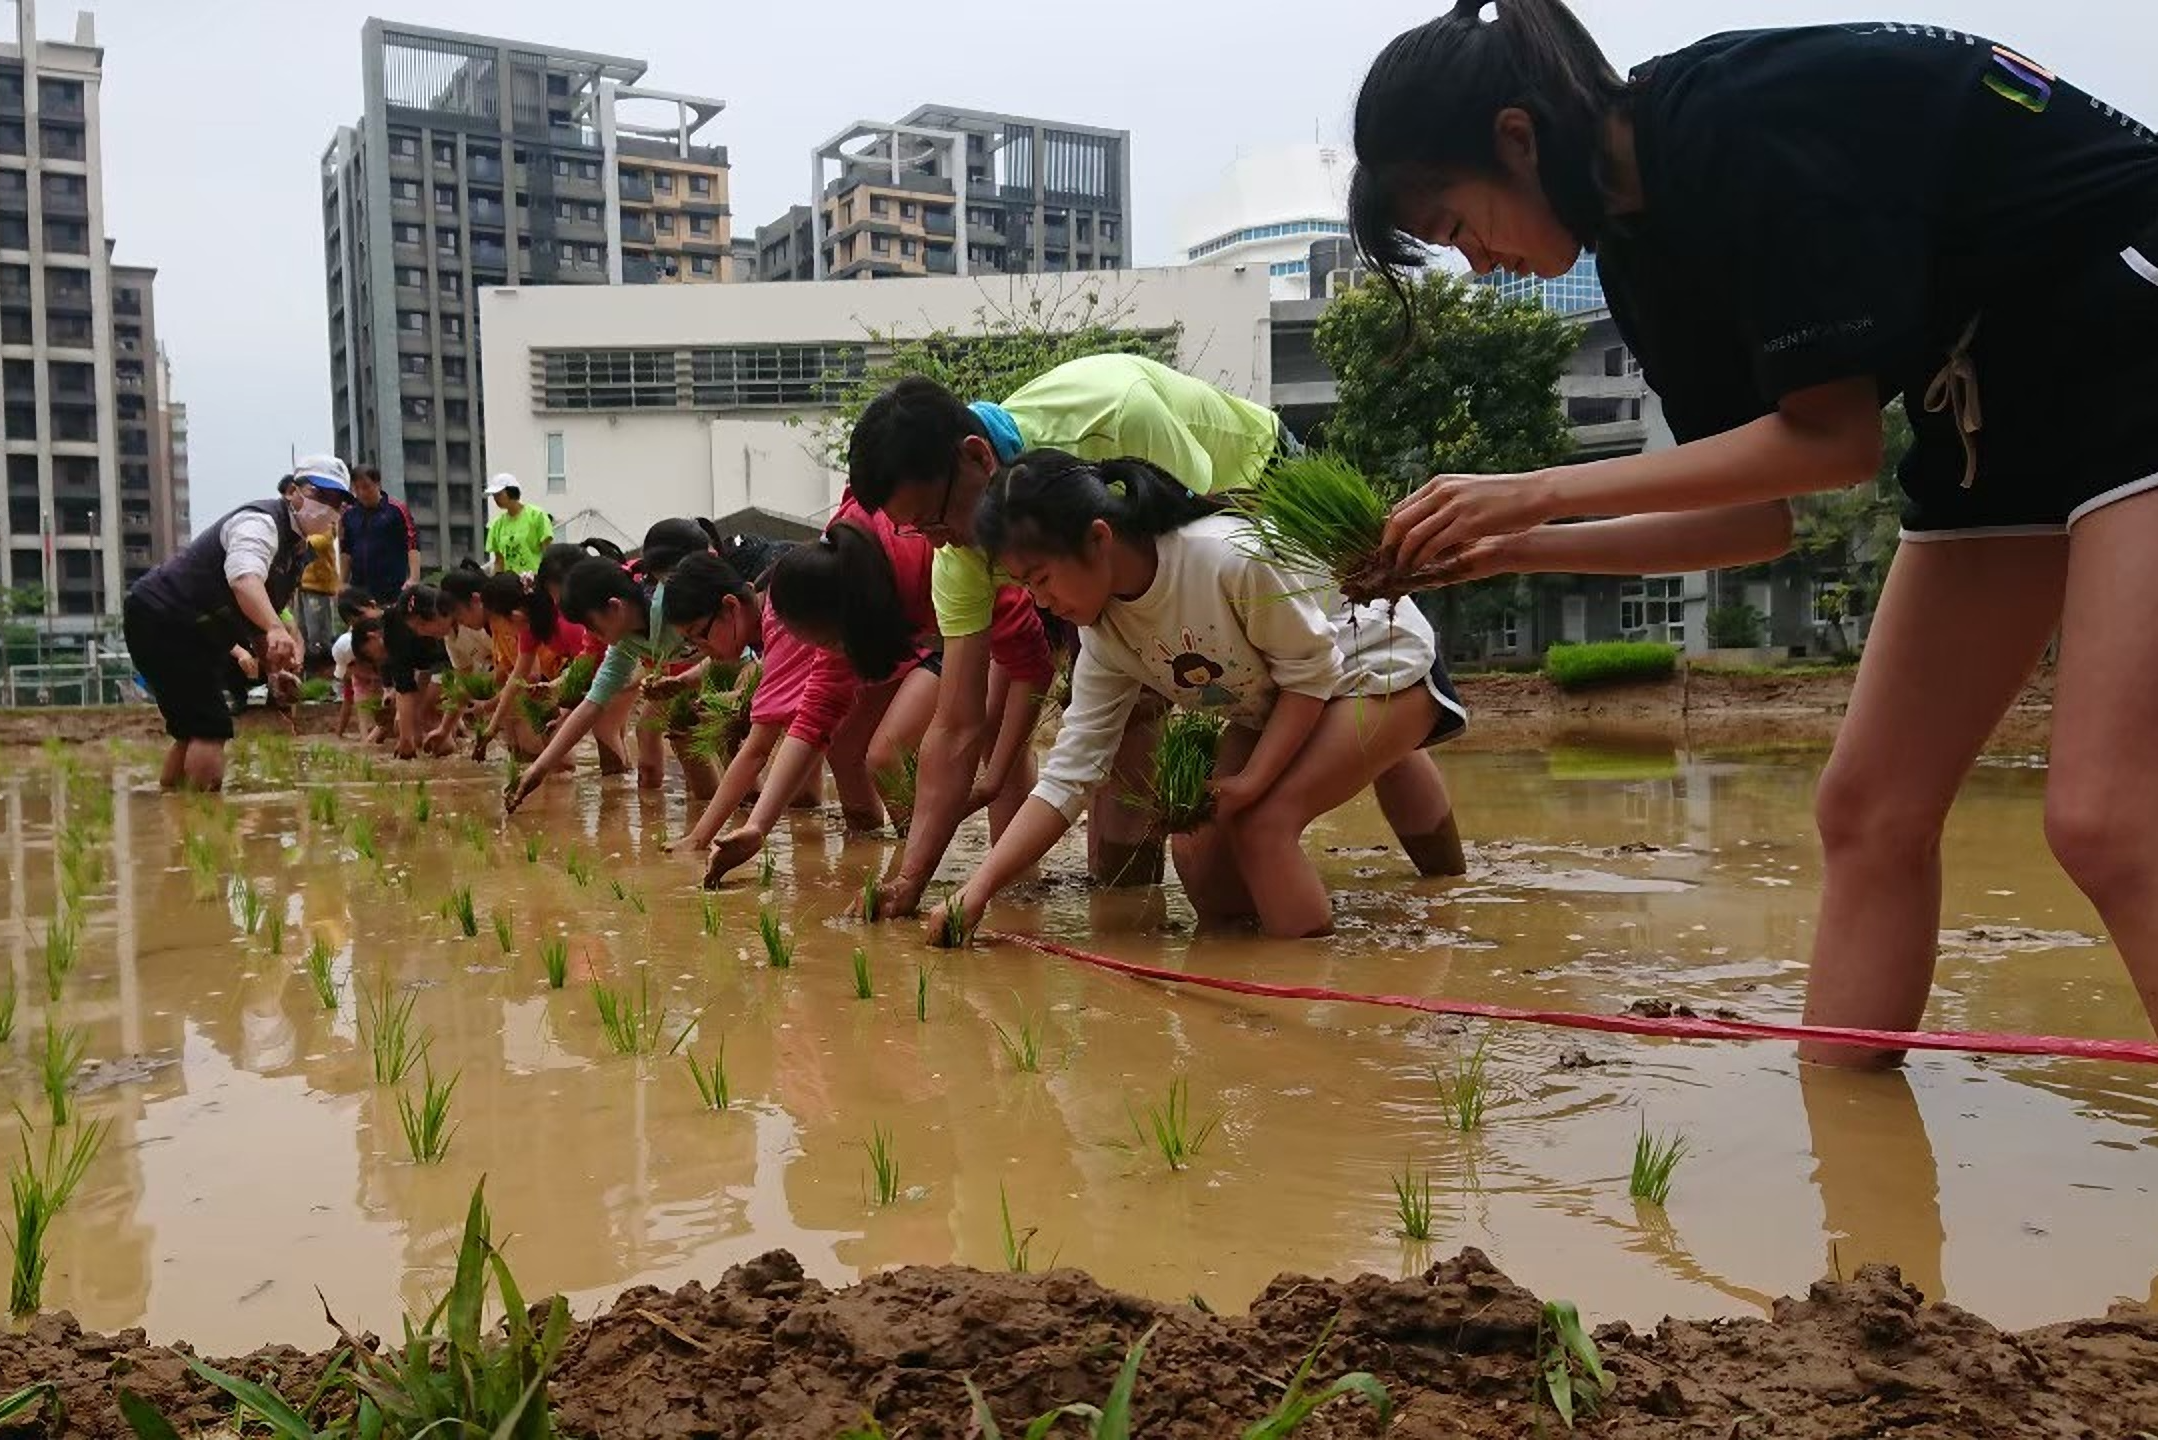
[4,735,2154,1354]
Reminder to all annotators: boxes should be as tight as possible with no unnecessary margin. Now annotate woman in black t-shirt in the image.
[1347,0,2158,1065]
[358,584,457,759]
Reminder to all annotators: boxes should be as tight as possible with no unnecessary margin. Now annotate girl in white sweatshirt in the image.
[927,450,1465,942]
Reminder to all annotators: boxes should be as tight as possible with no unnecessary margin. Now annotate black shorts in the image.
[915,648,943,678]
[124,594,237,743]
[1420,655,1470,749]
[1900,219,2158,537]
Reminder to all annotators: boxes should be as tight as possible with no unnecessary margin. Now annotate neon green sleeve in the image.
[930,544,997,639]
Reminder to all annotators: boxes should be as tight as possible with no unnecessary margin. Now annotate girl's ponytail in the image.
[766,525,915,682]
[978,448,1222,561]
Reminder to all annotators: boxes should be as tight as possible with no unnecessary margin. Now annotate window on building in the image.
[398,310,426,333]
[1101,219,1119,242]
[402,396,432,423]
[441,315,463,340]
[656,213,674,235]
[583,202,602,222]
[434,185,457,213]
[391,133,420,158]
[690,254,714,276]
[689,174,712,196]
[536,348,678,410]
[402,438,433,469]
[1619,576,1687,644]
[395,265,425,288]
[436,231,459,256]
[445,398,470,425]
[689,215,713,237]
[901,239,917,259]
[1498,611,1521,652]
[439,272,462,298]
[901,202,918,222]
[433,140,455,166]
[400,353,429,377]
[391,179,420,203]
[654,172,674,195]
[870,234,891,256]
[394,222,423,245]
[545,431,566,492]
[442,356,466,383]
[869,196,889,217]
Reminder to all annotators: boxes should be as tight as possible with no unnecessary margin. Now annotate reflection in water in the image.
[0,740,2152,1352]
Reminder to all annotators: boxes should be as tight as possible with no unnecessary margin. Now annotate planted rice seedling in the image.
[992,1007,1045,1074]
[522,833,544,864]
[915,963,930,1023]
[347,816,379,864]
[38,913,78,1002]
[442,885,478,939]
[182,831,222,900]
[1242,1315,1394,1439]
[362,975,427,1086]
[858,871,880,923]
[231,878,267,936]
[7,1117,109,1316]
[966,1322,1156,1440]
[39,1019,86,1125]
[396,1063,459,1164]
[456,814,490,855]
[850,947,873,1000]
[539,936,569,990]
[491,911,514,954]
[0,978,14,1043]
[757,847,776,889]
[0,1384,58,1429]
[861,1124,900,1207]
[1534,1299,1609,1430]
[1237,449,1408,601]
[756,905,793,969]
[592,970,664,1055]
[1128,1076,1216,1173]
[1629,1119,1688,1207]
[302,937,339,1011]
[409,781,433,824]
[1146,710,1226,834]
[1391,1160,1435,1241]
[306,787,341,827]
[937,890,973,950]
[564,850,593,887]
[263,907,286,955]
[1432,1034,1493,1132]
[997,1182,1040,1274]
[699,892,722,937]
[684,1041,730,1111]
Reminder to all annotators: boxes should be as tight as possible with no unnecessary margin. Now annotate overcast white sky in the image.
[74,0,2156,532]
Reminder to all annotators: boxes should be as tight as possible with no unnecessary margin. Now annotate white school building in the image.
[476,266,1275,549]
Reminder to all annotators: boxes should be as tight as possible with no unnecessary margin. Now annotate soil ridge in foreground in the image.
[2,1248,2154,1437]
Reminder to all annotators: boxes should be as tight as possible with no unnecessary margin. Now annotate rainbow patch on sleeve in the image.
[1982,44,2055,113]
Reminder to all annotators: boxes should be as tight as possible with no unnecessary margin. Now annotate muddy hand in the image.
[702,828,765,889]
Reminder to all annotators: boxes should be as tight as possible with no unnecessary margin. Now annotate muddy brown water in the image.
[3,734,2152,1356]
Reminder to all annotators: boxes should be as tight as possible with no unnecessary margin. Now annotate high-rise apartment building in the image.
[151,342,184,544]
[322,20,730,562]
[1476,254,1606,314]
[109,260,181,574]
[756,106,1128,283]
[0,6,139,628]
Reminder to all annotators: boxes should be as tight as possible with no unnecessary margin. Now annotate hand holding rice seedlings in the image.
[1237,450,1420,602]
[1432,1034,1493,1132]
[1146,710,1226,834]
[539,936,569,990]
[1629,1119,1688,1207]
[850,947,873,1000]
[1535,1299,1609,1430]
[685,662,759,763]
[441,885,478,938]
[396,1063,459,1164]
[997,1182,1041,1274]
[302,937,339,1011]
[362,976,427,1086]
[7,1117,109,1316]
[442,670,500,708]
[684,1041,730,1111]
[491,911,514,954]
[592,970,665,1055]
[38,913,78,1002]
[1241,1315,1394,1439]
[1390,1160,1435,1241]
[1128,1077,1217,1173]
[861,1124,901,1207]
[39,1020,86,1125]
[992,1007,1045,1074]
[756,905,793,969]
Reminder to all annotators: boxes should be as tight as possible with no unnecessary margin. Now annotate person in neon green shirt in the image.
[484,473,554,574]
[845,354,1465,920]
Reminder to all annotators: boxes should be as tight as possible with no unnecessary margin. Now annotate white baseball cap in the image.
[485,473,521,496]
[291,454,353,496]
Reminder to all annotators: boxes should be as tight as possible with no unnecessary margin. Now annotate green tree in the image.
[1315,272,1578,659]
[1790,401,1912,644]
[816,281,1181,468]
[1314,271,1578,489]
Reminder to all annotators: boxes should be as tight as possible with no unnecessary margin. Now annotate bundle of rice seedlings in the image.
[442,670,501,708]
[1148,711,1226,834]
[686,662,761,763]
[554,653,599,709]
[359,694,391,729]
[642,665,722,738]
[1237,451,1430,601]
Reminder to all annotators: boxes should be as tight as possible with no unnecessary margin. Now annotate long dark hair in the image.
[438,559,487,608]
[657,551,757,638]
[561,558,650,630]
[388,583,453,625]
[765,524,915,682]
[1349,0,1624,307]
[528,542,591,642]
[479,571,529,620]
[978,449,1220,561]
[633,517,720,581]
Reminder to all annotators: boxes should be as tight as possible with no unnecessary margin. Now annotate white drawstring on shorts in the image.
[1923,316,1984,489]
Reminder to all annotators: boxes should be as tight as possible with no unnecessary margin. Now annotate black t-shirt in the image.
[381,611,448,695]
[1599,23,2158,442]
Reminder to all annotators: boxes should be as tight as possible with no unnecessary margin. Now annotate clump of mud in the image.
[2,1250,2152,1438]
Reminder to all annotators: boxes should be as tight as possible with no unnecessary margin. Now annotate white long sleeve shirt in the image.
[1031,514,1437,821]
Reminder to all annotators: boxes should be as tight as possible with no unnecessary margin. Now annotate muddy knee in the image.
[1400,811,1468,877]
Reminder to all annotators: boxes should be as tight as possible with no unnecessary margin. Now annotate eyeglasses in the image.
[892,471,957,540]
[680,616,714,651]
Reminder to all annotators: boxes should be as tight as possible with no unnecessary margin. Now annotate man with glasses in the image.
[845,353,1297,916]
[124,454,354,791]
